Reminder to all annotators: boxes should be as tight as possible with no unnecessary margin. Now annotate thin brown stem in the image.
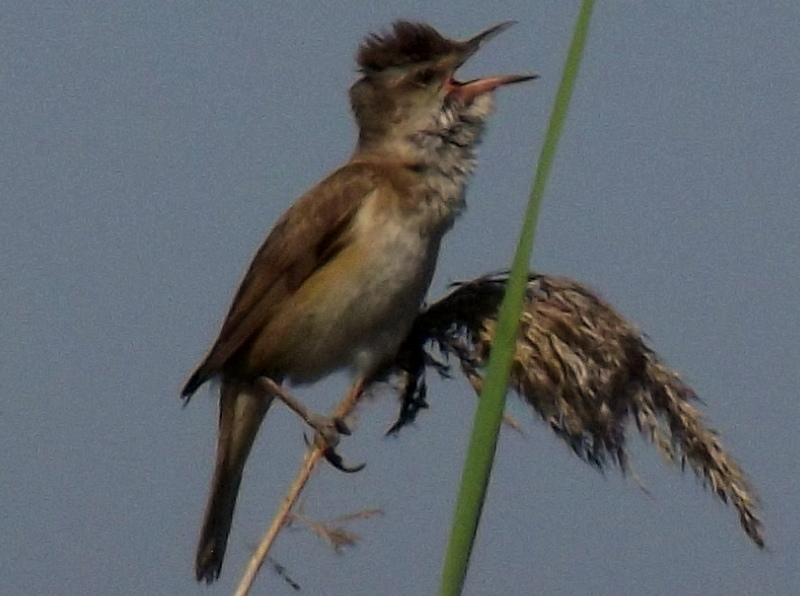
[232,379,366,596]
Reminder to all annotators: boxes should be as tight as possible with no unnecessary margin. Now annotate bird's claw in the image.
[322,445,366,473]
[302,415,364,474]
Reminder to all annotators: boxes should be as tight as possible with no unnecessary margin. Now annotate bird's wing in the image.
[182,162,382,396]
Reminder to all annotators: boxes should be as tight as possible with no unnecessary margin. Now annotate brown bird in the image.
[181,21,535,583]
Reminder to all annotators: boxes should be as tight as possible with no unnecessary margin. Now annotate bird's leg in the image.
[257,378,351,442]
[257,377,364,473]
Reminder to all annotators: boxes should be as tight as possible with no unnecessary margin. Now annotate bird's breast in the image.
[273,190,446,384]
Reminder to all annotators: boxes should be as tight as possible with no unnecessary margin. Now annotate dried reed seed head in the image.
[389,272,765,548]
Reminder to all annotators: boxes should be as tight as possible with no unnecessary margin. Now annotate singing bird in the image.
[182,20,535,583]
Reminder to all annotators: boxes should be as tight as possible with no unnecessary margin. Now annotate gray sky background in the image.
[2,2,798,595]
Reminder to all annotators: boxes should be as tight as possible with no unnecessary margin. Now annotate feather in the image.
[356,21,463,72]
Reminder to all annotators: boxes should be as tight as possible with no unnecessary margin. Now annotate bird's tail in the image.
[195,380,273,583]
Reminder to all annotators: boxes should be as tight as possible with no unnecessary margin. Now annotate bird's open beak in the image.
[446,21,537,102]
[446,73,537,102]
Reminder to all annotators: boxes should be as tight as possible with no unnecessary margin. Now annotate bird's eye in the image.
[415,68,436,86]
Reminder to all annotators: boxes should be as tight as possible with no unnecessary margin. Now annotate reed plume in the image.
[387,272,764,548]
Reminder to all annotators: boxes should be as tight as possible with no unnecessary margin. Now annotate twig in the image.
[232,380,365,596]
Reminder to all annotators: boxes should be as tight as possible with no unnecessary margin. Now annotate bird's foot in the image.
[258,378,365,473]
[306,414,364,473]
[306,413,352,446]
[303,417,365,473]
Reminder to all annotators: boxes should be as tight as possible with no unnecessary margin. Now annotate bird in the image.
[181,20,535,583]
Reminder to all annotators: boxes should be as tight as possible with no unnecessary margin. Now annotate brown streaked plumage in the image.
[182,21,535,583]
[182,164,379,394]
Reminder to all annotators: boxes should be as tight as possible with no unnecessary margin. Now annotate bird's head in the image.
[350,21,536,154]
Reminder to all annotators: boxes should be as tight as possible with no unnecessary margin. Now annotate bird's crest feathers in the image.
[356,21,461,72]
